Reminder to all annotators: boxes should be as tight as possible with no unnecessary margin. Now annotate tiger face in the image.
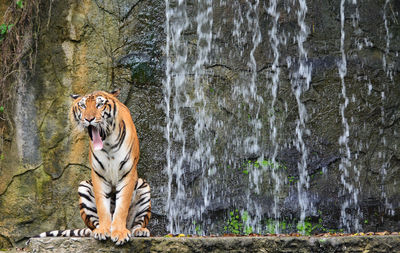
[70,90,120,151]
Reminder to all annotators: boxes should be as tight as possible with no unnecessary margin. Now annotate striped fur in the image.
[34,228,92,238]
[29,90,151,246]
[78,178,151,234]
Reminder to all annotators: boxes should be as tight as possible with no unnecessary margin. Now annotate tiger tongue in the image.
[91,127,103,151]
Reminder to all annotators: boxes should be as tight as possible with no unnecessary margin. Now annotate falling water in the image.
[291,0,313,231]
[164,0,189,233]
[381,0,394,216]
[383,0,393,79]
[266,0,282,233]
[191,0,214,233]
[243,0,264,232]
[338,0,361,232]
[162,0,394,235]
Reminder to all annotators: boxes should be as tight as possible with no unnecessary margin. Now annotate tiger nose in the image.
[85,117,95,123]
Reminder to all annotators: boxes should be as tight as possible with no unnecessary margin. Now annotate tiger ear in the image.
[70,94,81,100]
[110,89,121,97]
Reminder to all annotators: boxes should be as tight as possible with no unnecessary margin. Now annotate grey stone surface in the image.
[26,236,400,253]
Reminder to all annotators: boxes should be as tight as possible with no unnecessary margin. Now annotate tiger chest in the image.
[91,146,132,187]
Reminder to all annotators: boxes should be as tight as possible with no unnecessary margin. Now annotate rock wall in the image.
[26,236,400,253]
[0,0,400,248]
[0,0,167,247]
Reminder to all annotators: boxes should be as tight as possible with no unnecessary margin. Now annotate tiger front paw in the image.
[132,227,150,237]
[93,226,110,241]
[111,227,131,245]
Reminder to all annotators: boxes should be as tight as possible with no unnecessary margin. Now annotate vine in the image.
[0,0,42,111]
[0,0,42,162]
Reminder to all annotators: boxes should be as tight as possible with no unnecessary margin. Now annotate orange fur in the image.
[70,90,143,244]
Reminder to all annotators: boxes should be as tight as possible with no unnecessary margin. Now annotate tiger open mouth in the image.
[88,125,106,151]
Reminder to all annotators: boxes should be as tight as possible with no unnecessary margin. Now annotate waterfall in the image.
[266,0,282,234]
[381,0,394,217]
[337,0,361,233]
[191,0,214,233]
[162,0,395,235]
[164,0,189,233]
[291,0,313,232]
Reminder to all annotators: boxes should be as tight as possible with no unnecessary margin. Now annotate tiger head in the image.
[70,90,120,151]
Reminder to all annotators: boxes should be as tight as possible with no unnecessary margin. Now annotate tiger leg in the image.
[127,178,151,237]
[78,180,99,230]
[91,170,113,241]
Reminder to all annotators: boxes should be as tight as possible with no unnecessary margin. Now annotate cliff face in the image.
[0,0,167,247]
[0,0,400,247]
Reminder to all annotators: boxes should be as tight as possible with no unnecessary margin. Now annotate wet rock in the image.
[26,236,400,253]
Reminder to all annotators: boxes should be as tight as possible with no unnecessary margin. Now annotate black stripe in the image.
[117,121,124,140]
[112,121,126,150]
[80,202,97,213]
[74,230,81,237]
[136,197,150,207]
[115,184,127,197]
[113,101,117,117]
[105,191,114,199]
[73,107,79,122]
[79,184,95,198]
[137,181,148,190]
[93,169,108,183]
[119,169,131,182]
[139,191,151,196]
[87,189,95,198]
[119,156,129,171]
[46,231,61,236]
[104,104,111,118]
[119,145,133,171]
[85,214,99,222]
[92,152,105,170]
[79,184,92,191]
[133,221,143,227]
[78,192,93,203]
[134,209,149,219]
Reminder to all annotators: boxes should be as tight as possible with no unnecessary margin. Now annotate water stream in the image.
[266,0,282,234]
[164,0,189,233]
[291,0,313,231]
[162,0,397,235]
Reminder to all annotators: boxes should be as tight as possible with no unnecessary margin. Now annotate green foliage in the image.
[264,219,293,234]
[0,24,14,41]
[16,0,23,9]
[224,209,253,235]
[296,219,314,235]
[263,215,346,235]
[0,24,13,35]
[193,221,202,235]
[240,159,286,175]
[296,217,346,235]
[0,106,4,112]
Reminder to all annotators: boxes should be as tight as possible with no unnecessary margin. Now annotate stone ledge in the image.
[27,235,400,253]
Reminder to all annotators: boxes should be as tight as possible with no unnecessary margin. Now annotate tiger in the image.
[30,90,151,246]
